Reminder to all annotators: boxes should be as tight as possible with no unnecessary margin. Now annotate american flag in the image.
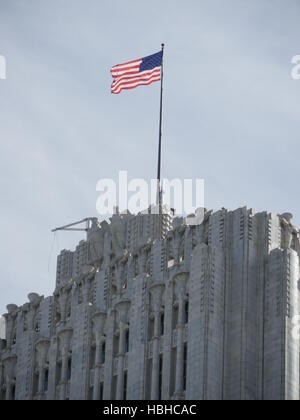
[111,51,162,94]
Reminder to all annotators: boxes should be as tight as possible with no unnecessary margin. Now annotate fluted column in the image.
[36,339,50,399]
[3,355,16,401]
[175,296,185,396]
[5,379,11,400]
[60,348,68,400]
[115,299,130,400]
[92,311,106,400]
[116,322,126,400]
[58,328,72,400]
[174,272,188,399]
[93,337,102,400]
[149,283,164,400]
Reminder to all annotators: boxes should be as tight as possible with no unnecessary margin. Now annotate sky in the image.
[0,0,300,317]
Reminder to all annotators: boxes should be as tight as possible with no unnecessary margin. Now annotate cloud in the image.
[0,0,300,314]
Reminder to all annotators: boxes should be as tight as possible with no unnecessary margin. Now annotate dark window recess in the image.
[67,357,72,381]
[125,330,130,353]
[99,382,104,400]
[184,301,189,324]
[160,313,165,336]
[11,384,16,400]
[101,342,106,364]
[183,343,188,391]
[123,371,128,400]
[159,355,163,400]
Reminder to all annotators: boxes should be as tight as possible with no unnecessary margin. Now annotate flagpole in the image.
[157,43,164,210]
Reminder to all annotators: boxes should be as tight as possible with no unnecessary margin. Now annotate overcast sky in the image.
[0,0,300,316]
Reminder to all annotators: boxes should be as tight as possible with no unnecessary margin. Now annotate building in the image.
[1,206,300,400]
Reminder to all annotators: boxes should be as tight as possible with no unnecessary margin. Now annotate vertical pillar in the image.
[60,347,68,400]
[115,300,130,400]
[173,272,188,399]
[116,323,126,400]
[5,380,11,400]
[35,338,50,399]
[57,328,72,400]
[2,355,17,401]
[175,295,185,396]
[149,283,164,400]
[92,311,106,400]
[93,338,101,400]
[151,308,160,400]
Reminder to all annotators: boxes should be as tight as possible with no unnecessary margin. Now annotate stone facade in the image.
[1,206,300,400]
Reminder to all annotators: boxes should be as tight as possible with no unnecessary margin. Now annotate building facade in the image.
[1,206,300,400]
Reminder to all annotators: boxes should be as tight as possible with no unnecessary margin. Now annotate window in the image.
[11,384,15,400]
[67,357,72,381]
[123,372,127,400]
[101,342,106,364]
[99,382,104,400]
[184,301,189,324]
[125,330,130,353]
[44,368,49,392]
[159,355,163,400]
[160,313,164,336]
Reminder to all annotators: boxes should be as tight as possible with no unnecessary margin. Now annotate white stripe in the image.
[111,68,161,89]
[111,71,160,90]
[112,75,160,93]
[111,59,142,72]
[111,68,140,78]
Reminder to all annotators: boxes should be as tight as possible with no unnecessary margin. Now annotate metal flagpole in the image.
[156,43,165,210]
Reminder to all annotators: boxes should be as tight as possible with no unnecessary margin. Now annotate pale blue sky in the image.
[0,0,300,315]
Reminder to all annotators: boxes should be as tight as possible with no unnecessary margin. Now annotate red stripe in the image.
[111,64,140,76]
[111,68,161,89]
[112,77,160,94]
[111,58,141,69]
[111,72,161,91]
[111,69,140,80]
[111,75,160,94]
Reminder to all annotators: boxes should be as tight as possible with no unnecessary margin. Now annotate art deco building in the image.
[1,206,300,400]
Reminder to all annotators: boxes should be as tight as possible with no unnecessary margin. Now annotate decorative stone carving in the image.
[174,272,189,301]
[149,283,165,313]
[92,311,106,342]
[115,299,131,325]
[6,304,18,314]
[110,215,127,257]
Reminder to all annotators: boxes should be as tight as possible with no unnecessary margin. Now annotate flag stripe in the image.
[111,75,161,94]
[112,76,161,94]
[111,58,142,70]
[111,51,162,94]
[111,65,141,77]
[111,68,161,89]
